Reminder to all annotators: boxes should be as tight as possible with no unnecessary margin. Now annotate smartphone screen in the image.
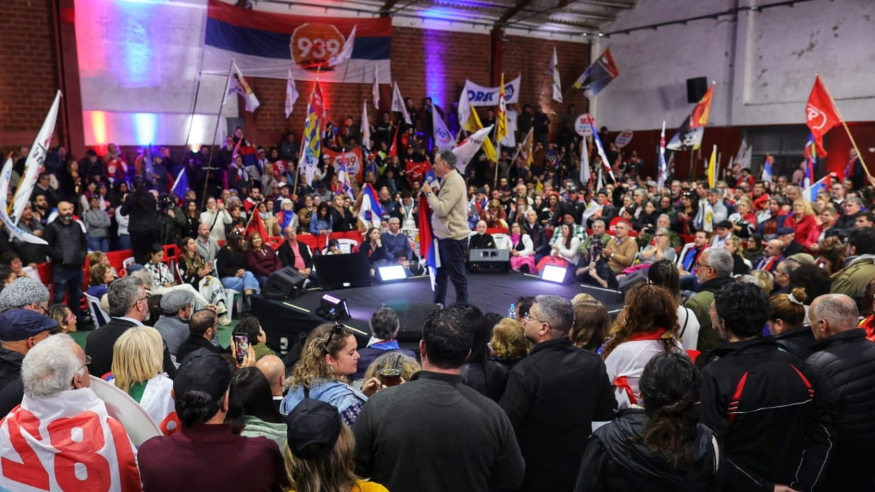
[233,334,248,363]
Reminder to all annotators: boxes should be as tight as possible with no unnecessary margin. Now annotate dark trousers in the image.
[53,266,83,317]
[433,238,468,306]
[130,230,159,264]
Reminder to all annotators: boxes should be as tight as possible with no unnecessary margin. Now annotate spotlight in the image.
[377,265,408,283]
[541,264,568,284]
[317,294,350,321]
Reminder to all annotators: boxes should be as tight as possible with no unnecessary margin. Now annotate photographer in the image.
[157,194,185,248]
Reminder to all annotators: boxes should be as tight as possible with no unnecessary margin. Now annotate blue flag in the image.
[171,167,188,201]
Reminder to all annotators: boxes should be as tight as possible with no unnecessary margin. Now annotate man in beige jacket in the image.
[604,221,638,274]
[422,150,469,306]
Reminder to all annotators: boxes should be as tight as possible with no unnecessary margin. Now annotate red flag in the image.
[418,195,432,259]
[388,123,401,158]
[806,75,841,155]
[245,207,268,240]
[690,86,713,128]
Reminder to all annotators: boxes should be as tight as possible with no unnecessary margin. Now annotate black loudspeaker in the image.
[686,77,708,103]
[263,267,306,300]
[383,301,442,341]
[468,248,510,274]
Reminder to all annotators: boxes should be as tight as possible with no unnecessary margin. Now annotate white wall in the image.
[593,0,875,131]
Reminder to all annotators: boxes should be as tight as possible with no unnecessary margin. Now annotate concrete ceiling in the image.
[253,0,637,36]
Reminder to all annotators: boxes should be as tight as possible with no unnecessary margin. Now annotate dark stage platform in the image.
[253,272,624,356]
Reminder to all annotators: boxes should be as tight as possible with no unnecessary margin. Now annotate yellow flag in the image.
[496,73,508,144]
[467,105,497,162]
[707,144,716,188]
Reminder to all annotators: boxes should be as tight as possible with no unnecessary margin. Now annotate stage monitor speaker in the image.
[468,248,510,274]
[383,301,442,341]
[263,267,306,300]
[686,77,708,103]
[313,252,372,290]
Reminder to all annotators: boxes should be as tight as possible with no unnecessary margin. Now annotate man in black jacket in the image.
[86,277,176,379]
[801,294,875,491]
[500,295,616,492]
[353,306,524,492]
[176,309,224,363]
[43,201,87,318]
[700,282,812,492]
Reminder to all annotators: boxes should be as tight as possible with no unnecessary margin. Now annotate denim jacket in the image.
[280,378,368,426]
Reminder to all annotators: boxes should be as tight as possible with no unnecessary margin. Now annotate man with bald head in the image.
[256,355,286,411]
[43,200,88,318]
[755,239,785,273]
[801,294,875,491]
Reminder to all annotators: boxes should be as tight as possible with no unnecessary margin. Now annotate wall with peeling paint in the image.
[591,0,875,132]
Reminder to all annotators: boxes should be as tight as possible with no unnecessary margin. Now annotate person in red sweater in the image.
[783,199,821,250]
[246,232,281,287]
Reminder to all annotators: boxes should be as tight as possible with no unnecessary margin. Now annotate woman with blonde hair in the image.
[48,304,77,334]
[769,287,815,360]
[281,323,381,426]
[750,269,775,294]
[602,284,682,410]
[784,199,820,249]
[570,301,611,353]
[112,327,176,432]
[362,353,421,383]
[489,317,531,371]
[283,399,388,492]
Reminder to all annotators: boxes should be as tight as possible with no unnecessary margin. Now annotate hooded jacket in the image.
[575,408,723,491]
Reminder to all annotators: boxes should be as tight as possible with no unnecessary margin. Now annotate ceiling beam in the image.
[498,0,537,24]
[380,0,402,16]
[574,0,635,9]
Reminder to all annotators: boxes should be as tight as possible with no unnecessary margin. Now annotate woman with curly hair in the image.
[577,353,722,491]
[602,284,683,410]
[280,323,381,426]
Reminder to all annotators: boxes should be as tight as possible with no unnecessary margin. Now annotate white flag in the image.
[372,64,380,109]
[734,137,752,170]
[579,136,590,185]
[327,25,356,67]
[361,100,371,147]
[457,88,471,134]
[452,125,494,174]
[433,107,456,151]
[0,159,46,244]
[228,61,260,112]
[13,90,60,226]
[550,47,563,103]
[284,69,299,119]
[657,121,667,192]
[501,109,518,147]
[391,82,412,125]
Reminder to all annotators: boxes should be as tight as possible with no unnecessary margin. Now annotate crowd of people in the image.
[0,94,874,491]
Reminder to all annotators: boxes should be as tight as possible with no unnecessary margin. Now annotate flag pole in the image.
[820,75,871,177]
[201,59,235,210]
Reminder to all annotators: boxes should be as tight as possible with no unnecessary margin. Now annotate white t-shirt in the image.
[605,337,684,410]
[677,305,700,351]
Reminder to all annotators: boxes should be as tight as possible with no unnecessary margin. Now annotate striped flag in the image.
[337,156,354,199]
[358,183,384,229]
[761,155,774,182]
[496,73,508,144]
[589,118,615,181]
[298,80,324,186]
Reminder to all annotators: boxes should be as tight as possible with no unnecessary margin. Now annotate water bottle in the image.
[508,303,516,320]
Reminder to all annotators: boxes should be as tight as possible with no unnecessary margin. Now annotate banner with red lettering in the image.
[0,389,141,492]
[323,148,364,183]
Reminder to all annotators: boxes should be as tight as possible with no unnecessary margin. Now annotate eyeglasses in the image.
[655,233,666,237]
[80,355,92,370]
[523,312,546,325]
[64,313,77,323]
[695,262,713,270]
[138,294,151,304]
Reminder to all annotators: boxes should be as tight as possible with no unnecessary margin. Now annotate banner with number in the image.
[0,389,141,492]
[323,148,365,183]
[204,0,392,82]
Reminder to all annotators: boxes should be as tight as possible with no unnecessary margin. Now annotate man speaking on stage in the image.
[422,150,469,306]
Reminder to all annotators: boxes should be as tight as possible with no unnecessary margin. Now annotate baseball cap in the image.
[284,399,342,459]
[0,309,58,341]
[278,182,289,188]
[0,277,50,311]
[777,227,795,236]
[160,290,193,314]
[174,353,234,403]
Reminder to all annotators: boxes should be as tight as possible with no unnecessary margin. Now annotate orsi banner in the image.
[464,76,521,106]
